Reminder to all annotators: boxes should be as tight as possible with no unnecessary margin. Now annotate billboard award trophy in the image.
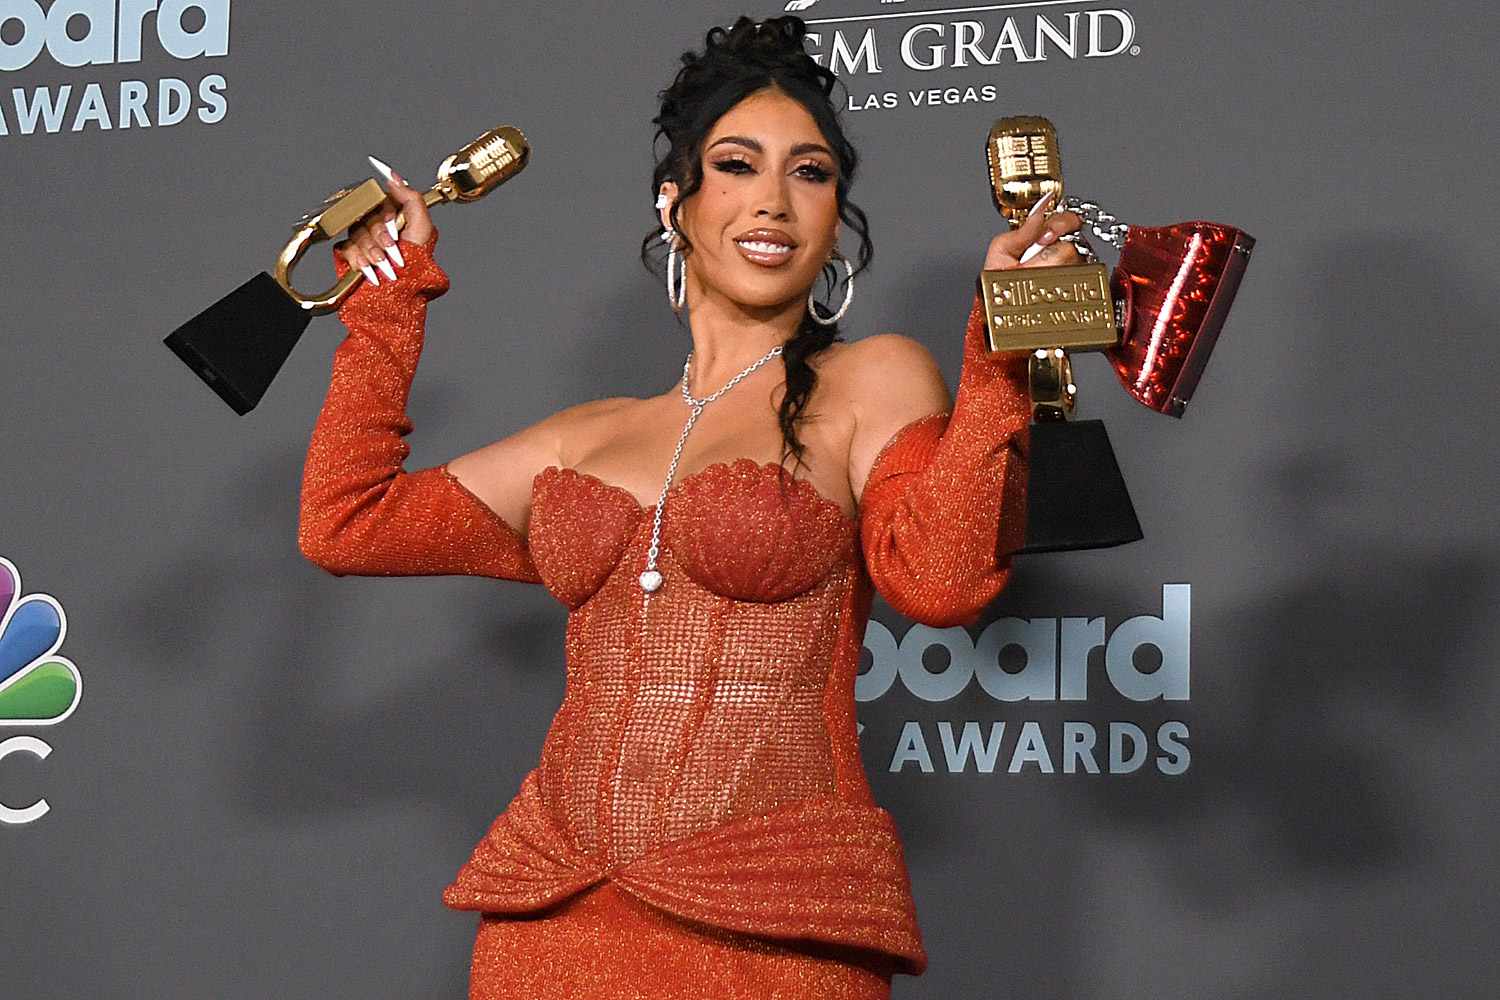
[163,126,531,415]
[980,116,1256,553]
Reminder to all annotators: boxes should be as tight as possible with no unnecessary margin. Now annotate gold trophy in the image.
[981,116,1254,552]
[164,126,530,415]
[982,116,1138,553]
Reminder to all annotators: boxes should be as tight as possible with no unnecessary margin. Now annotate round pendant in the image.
[639,569,663,592]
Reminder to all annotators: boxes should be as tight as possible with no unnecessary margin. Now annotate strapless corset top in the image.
[526,458,858,608]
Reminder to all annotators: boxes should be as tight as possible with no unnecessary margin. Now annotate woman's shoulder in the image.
[822,333,944,402]
[834,331,938,364]
[564,395,640,417]
[554,395,642,435]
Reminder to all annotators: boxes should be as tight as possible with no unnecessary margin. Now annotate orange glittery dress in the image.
[299,234,1030,999]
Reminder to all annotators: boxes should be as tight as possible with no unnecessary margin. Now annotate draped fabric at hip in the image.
[442,769,927,975]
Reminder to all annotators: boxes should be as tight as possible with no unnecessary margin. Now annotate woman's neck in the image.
[680,288,803,394]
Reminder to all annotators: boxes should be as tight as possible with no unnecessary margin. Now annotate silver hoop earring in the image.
[661,228,686,311]
[808,249,854,326]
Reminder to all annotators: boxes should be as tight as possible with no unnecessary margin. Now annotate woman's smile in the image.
[733,227,799,267]
[734,238,795,267]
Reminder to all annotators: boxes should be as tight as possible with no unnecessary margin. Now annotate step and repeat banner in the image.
[4,2,1495,997]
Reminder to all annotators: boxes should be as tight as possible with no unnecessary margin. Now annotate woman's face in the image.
[658,85,841,315]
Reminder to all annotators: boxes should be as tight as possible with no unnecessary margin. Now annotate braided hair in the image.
[639,14,874,485]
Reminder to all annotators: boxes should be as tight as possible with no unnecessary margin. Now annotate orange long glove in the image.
[297,233,542,583]
[858,290,1031,628]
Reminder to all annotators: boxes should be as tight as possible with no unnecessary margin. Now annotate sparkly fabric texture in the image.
[468,881,895,1000]
[299,232,542,584]
[300,241,1031,997]
[857,291,1032,629]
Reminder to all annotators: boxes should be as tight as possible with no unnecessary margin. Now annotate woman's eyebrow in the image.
[707,135,835,158]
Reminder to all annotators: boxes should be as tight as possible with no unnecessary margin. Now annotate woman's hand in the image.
[333,168,435,286]
[982,192,1086,271]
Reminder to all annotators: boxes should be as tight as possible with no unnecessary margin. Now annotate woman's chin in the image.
[725,290,807,315]
[719,273,819,310]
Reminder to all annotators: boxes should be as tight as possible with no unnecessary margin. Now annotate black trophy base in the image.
[1018,419,1144,554]
[163,271,312,415]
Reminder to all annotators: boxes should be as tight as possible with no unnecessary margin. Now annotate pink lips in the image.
[733,228,797,268]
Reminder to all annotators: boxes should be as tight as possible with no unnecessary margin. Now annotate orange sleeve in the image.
[297,232,542,584]
[858,289,1030,628]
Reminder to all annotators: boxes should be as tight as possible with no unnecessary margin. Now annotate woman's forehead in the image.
[706,92,829,153]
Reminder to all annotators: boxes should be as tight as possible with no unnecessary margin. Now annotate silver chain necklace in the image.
[638,342,785,592]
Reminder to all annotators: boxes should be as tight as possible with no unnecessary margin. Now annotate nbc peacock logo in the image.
[0,555,82,727]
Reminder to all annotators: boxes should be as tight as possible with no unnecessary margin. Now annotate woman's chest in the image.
[524,458,858,609]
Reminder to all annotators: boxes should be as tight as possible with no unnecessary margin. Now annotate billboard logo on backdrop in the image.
[781,0,1139,112]
[0,556,83,824]
[859,584,1191,776]
[0,1,231,138]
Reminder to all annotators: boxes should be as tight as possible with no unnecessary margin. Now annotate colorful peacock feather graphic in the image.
[0,557,82,725]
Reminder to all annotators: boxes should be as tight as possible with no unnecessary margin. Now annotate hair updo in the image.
[639,14,873,482]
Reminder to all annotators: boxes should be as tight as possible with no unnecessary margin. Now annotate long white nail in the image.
[361,263,380,285]
[368,154,397,186]
[1027,191,1056,219]
[376,258,398,282]
[1020,241,1046,264]
[384,222,405,267]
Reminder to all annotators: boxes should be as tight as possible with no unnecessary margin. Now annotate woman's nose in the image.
[753,172,792,219]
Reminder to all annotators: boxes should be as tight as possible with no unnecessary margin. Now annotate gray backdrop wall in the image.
[3,1,1497,996]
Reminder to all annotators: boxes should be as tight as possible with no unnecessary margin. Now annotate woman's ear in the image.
[656,181,679,231]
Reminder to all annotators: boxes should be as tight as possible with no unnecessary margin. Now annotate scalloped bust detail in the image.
[659,458,856,603]
[526,459,856,607]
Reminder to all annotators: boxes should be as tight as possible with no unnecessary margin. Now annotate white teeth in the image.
[736,239,792,254]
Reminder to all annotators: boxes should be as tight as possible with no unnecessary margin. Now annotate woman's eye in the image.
[712,159,832,182]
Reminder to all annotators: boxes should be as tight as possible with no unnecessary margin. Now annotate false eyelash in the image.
[713,158,832,182]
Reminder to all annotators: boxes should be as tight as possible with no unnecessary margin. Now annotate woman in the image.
[300,14,1083,999]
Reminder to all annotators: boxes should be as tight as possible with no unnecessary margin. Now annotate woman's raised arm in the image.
[850,200,1084,627]
[850,291,1031,628]
[298,229,553,583]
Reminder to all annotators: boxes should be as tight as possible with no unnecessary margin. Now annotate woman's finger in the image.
[988,192,1063,263]
[357,228,397,282]
[1009,191,1056,243]
[336,237,380,286]
[368,157,435,246]
[1046,210,1084,240]
[1019,210,1085,263]
[383,218,405,266]
[1019,239,1084,267]
[353,227,381,264]
[371,208,405,267]
[388,183,432,240]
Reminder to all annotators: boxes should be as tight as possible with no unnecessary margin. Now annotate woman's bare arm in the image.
[444,396,630,537]
[298,233,566,582]
[845,333,952,507]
